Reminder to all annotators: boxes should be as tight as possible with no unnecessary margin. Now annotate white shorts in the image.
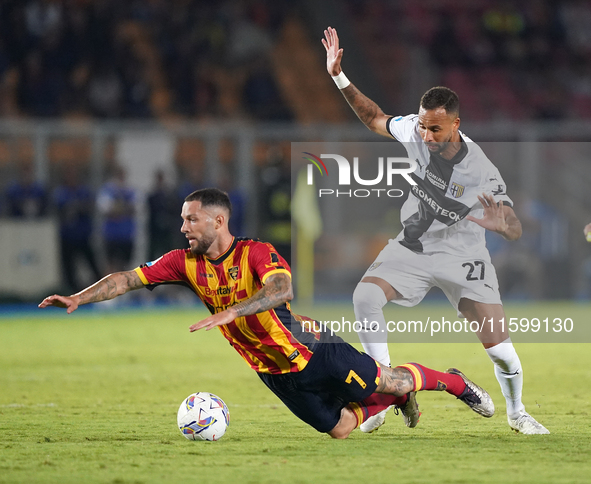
[361,239,502,311]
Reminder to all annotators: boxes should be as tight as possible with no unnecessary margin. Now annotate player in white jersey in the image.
[322,27,549,435]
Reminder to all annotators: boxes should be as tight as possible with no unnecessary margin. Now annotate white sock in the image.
[485,338,525,419]
[352,282,390,366]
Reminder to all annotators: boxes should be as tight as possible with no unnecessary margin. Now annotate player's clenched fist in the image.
[322,26,343,76]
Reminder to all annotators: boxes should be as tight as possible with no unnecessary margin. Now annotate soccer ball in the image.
[177,392,230,441]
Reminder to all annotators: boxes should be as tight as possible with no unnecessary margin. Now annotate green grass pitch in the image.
[1,303,590,484]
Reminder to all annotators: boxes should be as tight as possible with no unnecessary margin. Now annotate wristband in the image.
[331,71,351,89]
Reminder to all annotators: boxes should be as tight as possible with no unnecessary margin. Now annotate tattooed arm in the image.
[38,271,144,314]
[233,273,293,317]
[322,27,393,138]
[189,273,293,332]
[340,85,393,138]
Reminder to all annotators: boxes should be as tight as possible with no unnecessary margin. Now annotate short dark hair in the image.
[420,87,459,117]
[185,188,232,217]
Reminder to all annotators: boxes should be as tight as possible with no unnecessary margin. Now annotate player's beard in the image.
[426,133,453,154]
[189,232,216,256]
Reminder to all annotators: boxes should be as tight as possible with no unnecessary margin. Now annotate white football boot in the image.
[508,412,550,434]
[360,407,390,433]
[359,392,420,433]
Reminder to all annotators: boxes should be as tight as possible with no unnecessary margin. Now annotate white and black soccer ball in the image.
[177,392,230,441]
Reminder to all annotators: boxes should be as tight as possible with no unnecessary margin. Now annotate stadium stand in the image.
[1,0,591,300]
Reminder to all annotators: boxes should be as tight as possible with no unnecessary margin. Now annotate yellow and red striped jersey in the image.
[134,237,319,374]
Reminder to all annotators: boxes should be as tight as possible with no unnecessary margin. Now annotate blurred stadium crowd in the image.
[1,149,291,296]
[347,0,591,120]
[1,0,590,121]
[0,0,292,120]
[0,0,590,301]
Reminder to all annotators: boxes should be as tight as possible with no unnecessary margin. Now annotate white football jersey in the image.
[386,114,513,256]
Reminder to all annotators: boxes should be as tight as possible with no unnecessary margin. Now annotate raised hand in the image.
[38,294,80,314]
[322,26,343,76]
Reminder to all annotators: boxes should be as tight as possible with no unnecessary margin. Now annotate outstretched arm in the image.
[38,271,144,314]
[466,194,522,241]
[189,273,293,332]
[322,27,393,138]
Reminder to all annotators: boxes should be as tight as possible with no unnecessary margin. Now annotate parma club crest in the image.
[450,182,465,198]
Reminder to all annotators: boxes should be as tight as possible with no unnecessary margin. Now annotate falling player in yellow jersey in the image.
[40,188,494,438]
